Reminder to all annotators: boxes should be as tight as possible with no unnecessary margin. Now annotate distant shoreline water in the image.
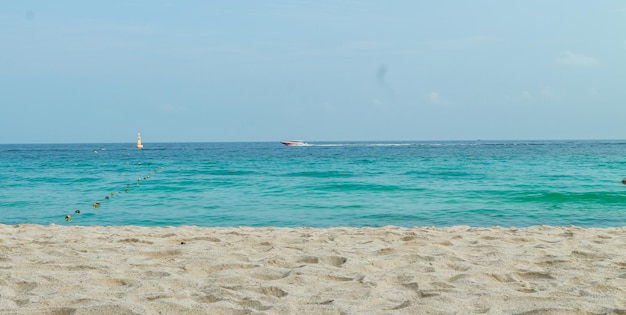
[1,140,626,227]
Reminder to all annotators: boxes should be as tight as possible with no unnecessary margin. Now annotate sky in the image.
[1,1,625,143]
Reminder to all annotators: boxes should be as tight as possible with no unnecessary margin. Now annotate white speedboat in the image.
[280,140,306,146]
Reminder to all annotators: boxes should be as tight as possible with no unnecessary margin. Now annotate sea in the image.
[1,140,626,228]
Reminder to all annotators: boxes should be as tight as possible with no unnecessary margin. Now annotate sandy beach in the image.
[1,224,625,314]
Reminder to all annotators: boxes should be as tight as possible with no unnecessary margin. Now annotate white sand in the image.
[1,224,625,314]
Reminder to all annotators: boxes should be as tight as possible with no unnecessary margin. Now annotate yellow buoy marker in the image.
[136,133,144,149]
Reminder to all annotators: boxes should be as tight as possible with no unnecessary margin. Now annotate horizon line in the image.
[2,138,626,145]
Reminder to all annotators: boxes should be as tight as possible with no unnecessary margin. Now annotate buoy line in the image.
[64,165,164,222]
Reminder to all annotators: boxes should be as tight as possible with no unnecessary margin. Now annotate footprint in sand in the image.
[256,286,288,298]
[320,256,347,267]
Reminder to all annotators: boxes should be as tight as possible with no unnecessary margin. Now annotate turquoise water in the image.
[1,141,626,227]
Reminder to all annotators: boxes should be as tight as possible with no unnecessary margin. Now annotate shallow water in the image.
[2,140,626,227]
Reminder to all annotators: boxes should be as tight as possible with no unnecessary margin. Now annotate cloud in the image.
[429,92,441,104]
[371,98,384,108]
[421,36,501,50]
[319,101,335,111]
[542,87,565,102]
[556,51,599,67]
[428,91,445,105]
[335,40,387,56]
[299,40,386,57]
[343,40,386,51]
[390,49,424,56]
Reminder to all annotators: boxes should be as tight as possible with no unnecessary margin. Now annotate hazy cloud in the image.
[556,51,598,67]
[542,87,565,102]
[372,98,384,108]
[320,101,335,111]
[430,92,441,103]
[335,40,387,56]
[422,36,501,50]
[428,91,445,105]
[390,48,424,56]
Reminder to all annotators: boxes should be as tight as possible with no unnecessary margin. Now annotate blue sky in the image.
[1,1,625,143]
